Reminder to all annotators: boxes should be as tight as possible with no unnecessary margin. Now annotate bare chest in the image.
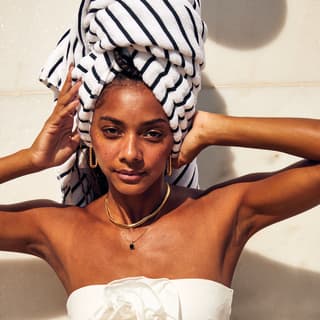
[46,200,239,293]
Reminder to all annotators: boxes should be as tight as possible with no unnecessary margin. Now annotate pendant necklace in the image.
[122,228,149,250]
[105,183,171,250]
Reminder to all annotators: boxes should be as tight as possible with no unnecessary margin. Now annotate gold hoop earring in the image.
[166,156,173,177]
[89,146,98,169]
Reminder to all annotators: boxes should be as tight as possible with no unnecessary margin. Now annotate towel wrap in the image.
[40,0,207,206]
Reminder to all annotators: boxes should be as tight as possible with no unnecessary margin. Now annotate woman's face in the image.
[91,80,173,195]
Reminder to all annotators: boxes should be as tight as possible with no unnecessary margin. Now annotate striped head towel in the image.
[39,0,207,207]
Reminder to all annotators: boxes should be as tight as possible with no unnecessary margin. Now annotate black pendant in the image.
[130,243,135,250]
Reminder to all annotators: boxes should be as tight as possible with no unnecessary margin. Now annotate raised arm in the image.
[0,68,81,184]
[179,111,320,238]
[0,68,80,253]
[177,111,320,166]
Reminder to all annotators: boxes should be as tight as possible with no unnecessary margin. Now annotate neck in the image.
[106,180,169,226]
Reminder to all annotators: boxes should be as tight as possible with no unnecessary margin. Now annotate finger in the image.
[175,146,200,168]
[71,131,80,142]
[48,99,79,129]
[60,66,74,96]
[69,80,82,101]
[69,132,81,150]
[171,152,187,169]
[58,80,82,106]
[59,99,80,118]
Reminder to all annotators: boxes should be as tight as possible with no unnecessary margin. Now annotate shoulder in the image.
[171,181,253,235]
[11,203,89,242]
[28,205,90,253]
[171,183,248,224]
[34,203,88,227]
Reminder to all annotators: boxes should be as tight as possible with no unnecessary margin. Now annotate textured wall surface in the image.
[0,1,320,319]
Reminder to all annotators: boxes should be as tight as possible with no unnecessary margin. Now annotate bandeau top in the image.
[67,276,233,320]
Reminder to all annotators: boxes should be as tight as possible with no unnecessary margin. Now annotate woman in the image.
[2,1,320,319]
[1,67,320,319]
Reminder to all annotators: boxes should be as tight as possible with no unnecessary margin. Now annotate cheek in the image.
[91,134,112,163]
[144,145,171,169]
[94,143,116,164]
[146,137,173,166]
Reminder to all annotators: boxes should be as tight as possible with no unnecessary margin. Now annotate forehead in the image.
[93,80,168,122]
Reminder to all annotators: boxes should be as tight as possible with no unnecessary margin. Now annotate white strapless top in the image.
[67,277,233,320]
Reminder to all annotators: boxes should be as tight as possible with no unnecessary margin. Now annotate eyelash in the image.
[101,127,164,142]
[144,130,163,141]
[102,127,122,138]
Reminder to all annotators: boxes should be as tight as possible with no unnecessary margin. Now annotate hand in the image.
[174,111,210,168]
[30,66,81,170]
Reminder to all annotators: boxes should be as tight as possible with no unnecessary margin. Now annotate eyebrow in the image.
[99,116,123,126]
[99,116,168,126]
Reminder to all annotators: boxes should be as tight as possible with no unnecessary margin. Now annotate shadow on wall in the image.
[202,0,287,49]
[197,77,236,189]
[232,249,320,319]
[0,255,66,320]
[199,0,288,176]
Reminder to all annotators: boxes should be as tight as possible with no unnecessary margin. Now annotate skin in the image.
[90,81,173,221]
[1,69,320,297]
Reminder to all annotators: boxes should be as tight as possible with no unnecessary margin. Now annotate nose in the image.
[119,133,143,165]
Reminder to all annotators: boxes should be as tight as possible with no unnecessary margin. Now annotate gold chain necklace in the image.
[105,183,171,229]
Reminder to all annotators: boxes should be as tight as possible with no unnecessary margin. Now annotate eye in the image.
[143,130,164,141]
[102,127,122,138]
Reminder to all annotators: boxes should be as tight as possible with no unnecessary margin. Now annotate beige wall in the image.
[0,0,320,319]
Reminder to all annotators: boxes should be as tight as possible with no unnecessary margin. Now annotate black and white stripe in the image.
[39,0,207,206]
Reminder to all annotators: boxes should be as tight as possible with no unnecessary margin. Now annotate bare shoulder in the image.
[171,182,249,220]
[0,202,83,254]
[24,204,91,256]
[33,203,89,232]
[171,180,254,248]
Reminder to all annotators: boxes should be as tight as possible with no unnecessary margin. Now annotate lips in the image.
[114,169,146,184]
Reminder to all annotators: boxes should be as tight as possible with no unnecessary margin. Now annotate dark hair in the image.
[113,47,142,81]
[92,165,109,197]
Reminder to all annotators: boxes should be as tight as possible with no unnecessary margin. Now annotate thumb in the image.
[174,139,203,168]
[69,132,81,152]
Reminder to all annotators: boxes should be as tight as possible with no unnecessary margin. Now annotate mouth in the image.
[114,169,146,183]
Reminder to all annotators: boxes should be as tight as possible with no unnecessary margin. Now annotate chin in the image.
[109,175,163,196]
[112,184,151,196]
